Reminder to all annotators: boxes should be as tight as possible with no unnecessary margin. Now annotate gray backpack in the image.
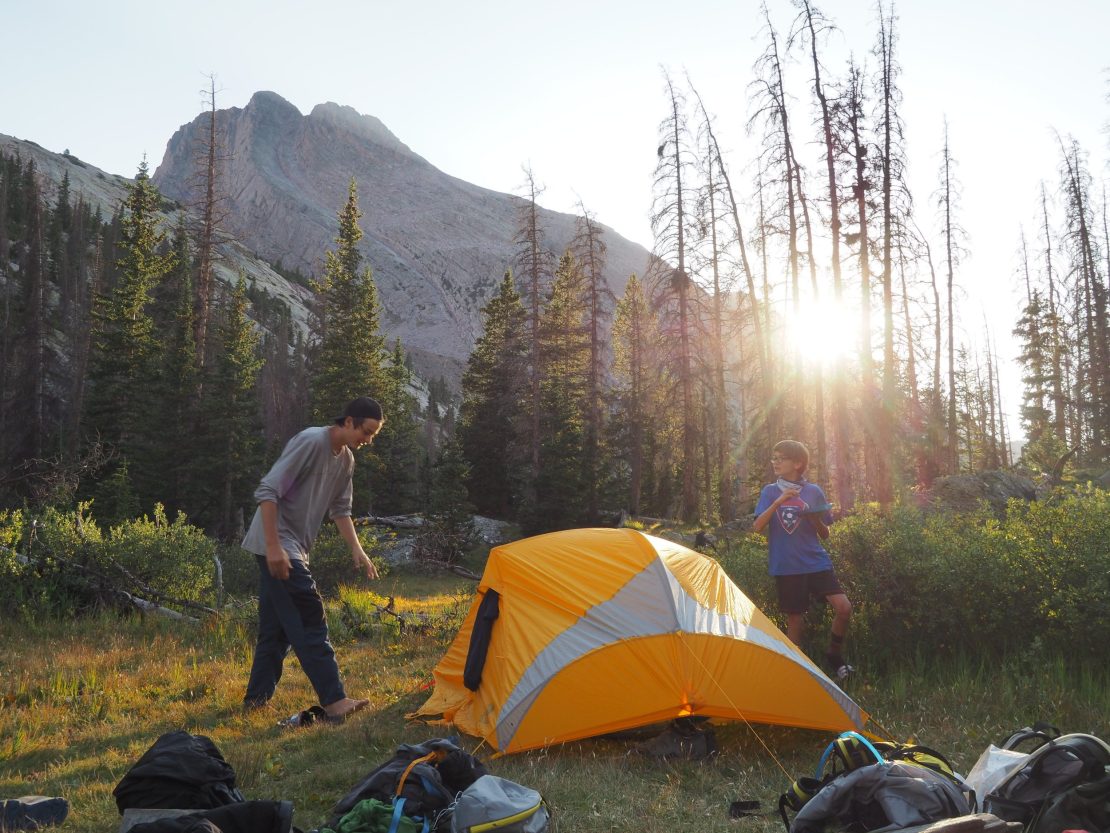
[450,776,548,833]
[790,761,971,833]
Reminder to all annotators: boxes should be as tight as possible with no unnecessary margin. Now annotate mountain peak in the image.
[307,101,411,155]
[246,90,303,117]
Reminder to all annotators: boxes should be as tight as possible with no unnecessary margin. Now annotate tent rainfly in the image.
[415,528,868,753]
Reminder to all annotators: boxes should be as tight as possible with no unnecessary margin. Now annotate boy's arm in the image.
[808,515,830,540]
[753,487,798,534]
[334,515,378,580]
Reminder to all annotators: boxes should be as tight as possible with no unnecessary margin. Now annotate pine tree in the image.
[198,277,263,537]
[414,437,476,567]
[84,160,176,512]
[531,253,589,532]
[372,340,423,515]
[145,216,199,512]
[457,271,527,519]
[610,273,665,516]
[310,178,386,423]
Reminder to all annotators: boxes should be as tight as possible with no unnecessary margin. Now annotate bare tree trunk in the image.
[898,237,926,487]
[690,82,754,519]
[653,72,697,521]
[702,139,732,519]
[798,0,852,507]
[875,1,901,505]
[193,75,226,367]
[793,164,828,483]
[984,323,1000,468]
[941,123,960,473]
[1040,183,1067,445]
[846,63,877,496]
[515,167,547,483]
[756,162,780,441]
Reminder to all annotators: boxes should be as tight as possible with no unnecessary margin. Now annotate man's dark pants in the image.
[244,555,346,707]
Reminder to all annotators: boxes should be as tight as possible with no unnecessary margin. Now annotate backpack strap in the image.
[1001,724,1061,752]
[395,751,446,798]
[816,732,885,778]
[888,744,955,773]
[388,797,408,833]
[778,777,823,831]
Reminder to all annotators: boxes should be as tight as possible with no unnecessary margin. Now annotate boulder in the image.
[925,470,1038,515]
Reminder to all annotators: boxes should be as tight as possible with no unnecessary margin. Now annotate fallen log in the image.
[353,514,425,529]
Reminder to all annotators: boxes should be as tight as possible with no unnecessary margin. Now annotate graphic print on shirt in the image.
[778,495,809,534]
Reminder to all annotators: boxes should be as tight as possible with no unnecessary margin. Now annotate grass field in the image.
[2,567,1108,833]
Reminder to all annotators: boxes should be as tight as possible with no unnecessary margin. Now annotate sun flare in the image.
[788,297,859,369]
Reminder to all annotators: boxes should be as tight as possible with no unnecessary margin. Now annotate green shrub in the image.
[0,503,218,619]
[103,504,215,601]
[296,524,388,595]
[715,488,1110,670]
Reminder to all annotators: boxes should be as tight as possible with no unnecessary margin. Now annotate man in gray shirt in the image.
[242,396,384,721]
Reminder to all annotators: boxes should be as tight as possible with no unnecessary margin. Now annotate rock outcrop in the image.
[924,470,1038,515]
[153,92,654,381]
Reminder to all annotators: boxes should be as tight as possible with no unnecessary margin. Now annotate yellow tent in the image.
[415,527,867,754]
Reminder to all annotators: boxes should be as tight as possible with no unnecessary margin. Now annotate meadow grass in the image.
[2,569,1108,833]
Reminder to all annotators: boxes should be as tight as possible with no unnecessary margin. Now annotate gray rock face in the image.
[152,91,653,376]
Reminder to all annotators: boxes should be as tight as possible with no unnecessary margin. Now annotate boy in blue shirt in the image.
[753,440,853,680]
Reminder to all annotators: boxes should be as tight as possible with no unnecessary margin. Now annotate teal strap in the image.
[815,731,885,778]
[387,797,407,833]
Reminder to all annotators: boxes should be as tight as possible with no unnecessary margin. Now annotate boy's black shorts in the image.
[776,570,845,614]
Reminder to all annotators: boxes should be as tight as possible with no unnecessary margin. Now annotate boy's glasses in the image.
[771,455,787,463]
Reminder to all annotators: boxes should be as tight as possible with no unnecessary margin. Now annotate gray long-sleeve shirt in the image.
[241,426,354,562]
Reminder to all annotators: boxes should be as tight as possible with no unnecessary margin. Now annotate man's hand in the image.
[266,543,292,580]
[354,550,379,580]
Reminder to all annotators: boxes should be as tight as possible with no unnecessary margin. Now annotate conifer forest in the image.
[1,1,1107,539]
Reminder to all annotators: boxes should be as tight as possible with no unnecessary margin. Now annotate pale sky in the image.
[3,0,1108,440]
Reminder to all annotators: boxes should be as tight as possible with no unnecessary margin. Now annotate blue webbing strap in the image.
[387,797,407,833]
[815,731,886,778]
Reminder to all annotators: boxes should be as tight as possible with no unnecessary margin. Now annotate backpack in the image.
[449,776,549,833]
[113,731,245,813]
[789,761,972,833]
[983,732,1110,831]
[1036,775,1110,833]
[324,738,487,833]
[779,731,970,831]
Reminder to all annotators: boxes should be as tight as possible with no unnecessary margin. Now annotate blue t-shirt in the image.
[755,480,834,576]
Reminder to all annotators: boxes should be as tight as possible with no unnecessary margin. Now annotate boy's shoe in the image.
[826,654,854,681]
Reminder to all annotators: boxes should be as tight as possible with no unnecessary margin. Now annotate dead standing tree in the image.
[873,0,911,503]
[749,7,805,441]
[570,202,612,524]
[651,69,699,521]
[190,74,232,368]
[936,119,967,473]
[513,166,553,495]
[1058,136,1109,461]
[792,0,852,507]
[1039,183,1068,446]
[689,80,771,488]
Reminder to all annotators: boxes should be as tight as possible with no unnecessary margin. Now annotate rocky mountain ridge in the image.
[151,91,654,382]
[5,92,655,389]
[0,131,316,335]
